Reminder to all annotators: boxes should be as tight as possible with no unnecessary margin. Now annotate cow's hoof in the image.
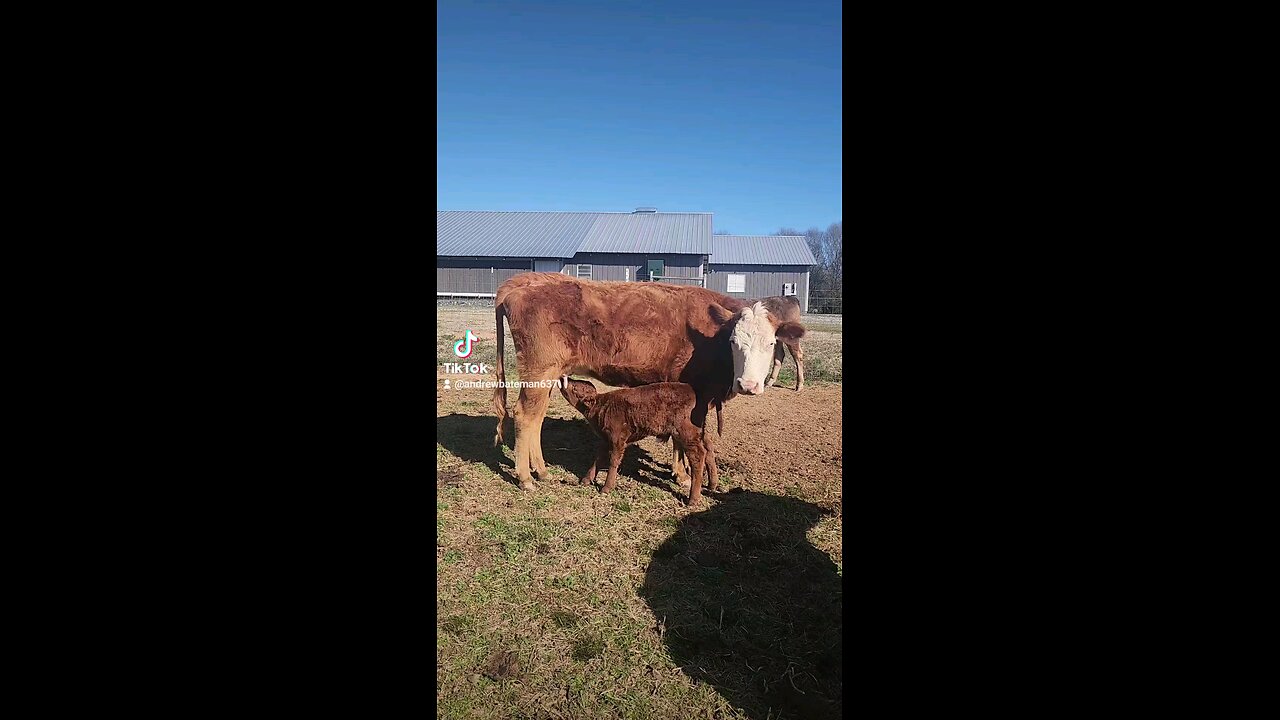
[518,480,537,492]
[795,385,804,392]
[676,477,692,490]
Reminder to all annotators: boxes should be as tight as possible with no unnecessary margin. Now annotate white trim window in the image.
[726,274,746,293]
[576,264,593,280]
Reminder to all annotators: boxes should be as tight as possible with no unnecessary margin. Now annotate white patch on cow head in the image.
[730,302,778,396]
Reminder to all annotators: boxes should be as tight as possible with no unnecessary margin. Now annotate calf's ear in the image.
[776,321,807,341]
[708,303,735,325]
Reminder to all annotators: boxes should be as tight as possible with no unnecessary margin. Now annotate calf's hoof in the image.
[676,477,692,490]
[518,480,538,492]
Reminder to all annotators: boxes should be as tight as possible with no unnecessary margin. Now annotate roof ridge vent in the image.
[633,207,657,213]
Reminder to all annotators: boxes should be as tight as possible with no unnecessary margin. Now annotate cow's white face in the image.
[731,302,782,396]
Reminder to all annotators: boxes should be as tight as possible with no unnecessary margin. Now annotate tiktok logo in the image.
[453,329,477,359]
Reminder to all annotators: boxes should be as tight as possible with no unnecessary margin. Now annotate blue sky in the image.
[437,0,842,235]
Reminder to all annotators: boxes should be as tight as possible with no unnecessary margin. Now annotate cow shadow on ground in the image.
[640,490,843,720]
[435,413,687,499]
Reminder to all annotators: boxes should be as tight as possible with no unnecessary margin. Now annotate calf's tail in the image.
[492,303,508,447]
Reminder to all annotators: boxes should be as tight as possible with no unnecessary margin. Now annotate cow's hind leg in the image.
[765,341,786,388]
[512,385,552,491]
[528,385,552,478]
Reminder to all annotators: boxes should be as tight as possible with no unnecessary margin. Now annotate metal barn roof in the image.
[437,210,712,258]
[575,212,711,254]
[711,235,816,266]
[436,211,596,258]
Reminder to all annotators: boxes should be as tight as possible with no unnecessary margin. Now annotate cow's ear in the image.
[776,321,806,341]
[708,303,735,325]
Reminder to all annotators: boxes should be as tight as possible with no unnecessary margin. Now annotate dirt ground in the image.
[436,305,842,720]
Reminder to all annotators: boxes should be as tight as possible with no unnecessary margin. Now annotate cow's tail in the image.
[716,398,724,437]
[493,302,508,447]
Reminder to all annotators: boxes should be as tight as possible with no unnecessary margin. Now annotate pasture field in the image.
[436,304,843,720]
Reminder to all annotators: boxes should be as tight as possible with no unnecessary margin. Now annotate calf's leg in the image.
[671,438,690,488]
[676,422,707,505]
[765,341,786,387]
[787,340,805,392]
[601,441,625,493]
[581,444,608,486]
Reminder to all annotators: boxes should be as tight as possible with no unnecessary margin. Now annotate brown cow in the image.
[558,379,717,502]
[491,273,805,504]
[754,296,806,391]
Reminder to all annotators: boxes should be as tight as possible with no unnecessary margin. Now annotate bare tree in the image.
[776,222,842,312]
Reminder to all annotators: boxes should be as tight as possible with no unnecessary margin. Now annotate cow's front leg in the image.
[703,438,719,493]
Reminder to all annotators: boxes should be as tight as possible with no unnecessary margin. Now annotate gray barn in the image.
[437,208,815,312]
[706,235,815,311]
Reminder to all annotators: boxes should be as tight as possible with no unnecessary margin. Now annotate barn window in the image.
[726,274,746,293]
[576,264,592,279]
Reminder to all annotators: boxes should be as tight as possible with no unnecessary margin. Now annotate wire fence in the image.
[807,293,842,315]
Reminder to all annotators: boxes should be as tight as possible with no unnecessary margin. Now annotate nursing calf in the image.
[559,379,715,505]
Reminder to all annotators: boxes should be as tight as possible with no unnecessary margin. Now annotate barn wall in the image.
[437,257,550,294]
[705,264,810,310]
[565,253,705,283]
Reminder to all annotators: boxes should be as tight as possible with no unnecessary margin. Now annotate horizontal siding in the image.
[437,257,532,294]
[567,253,705,283]
[705,266,809,311]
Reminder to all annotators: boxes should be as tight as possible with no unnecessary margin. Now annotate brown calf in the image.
[559,379,716,505]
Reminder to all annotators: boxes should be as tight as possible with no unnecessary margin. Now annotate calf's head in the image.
[559,377,598,414]
[722,301,806,396]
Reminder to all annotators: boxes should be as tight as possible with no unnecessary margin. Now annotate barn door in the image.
[647,259,665,281]
[533,260,560,273]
